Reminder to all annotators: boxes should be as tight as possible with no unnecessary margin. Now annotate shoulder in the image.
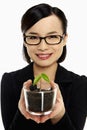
[1,62,34,87]
[57,64,87,83]
[58,65,87,113]
[57,64,87,95]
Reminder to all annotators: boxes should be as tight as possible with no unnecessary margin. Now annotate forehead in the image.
[26,15,63,35]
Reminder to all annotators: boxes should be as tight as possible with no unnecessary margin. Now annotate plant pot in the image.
[24,86,57,115]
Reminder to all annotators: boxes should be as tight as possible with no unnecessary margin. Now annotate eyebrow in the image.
[27,32,38,35]
[47,31,58,35]
[27,31,58,35]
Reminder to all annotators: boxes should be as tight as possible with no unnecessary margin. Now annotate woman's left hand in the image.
[40,81,65,124]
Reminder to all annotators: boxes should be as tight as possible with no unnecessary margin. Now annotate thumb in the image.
[23,79,32,90]
[50,81,62,99]
[50,81,58,89]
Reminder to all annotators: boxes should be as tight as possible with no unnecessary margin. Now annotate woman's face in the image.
[24,14,67,67]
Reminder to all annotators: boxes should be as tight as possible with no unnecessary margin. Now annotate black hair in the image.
[21,3,68,63]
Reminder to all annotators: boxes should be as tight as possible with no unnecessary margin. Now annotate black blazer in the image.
[1,62,87,130]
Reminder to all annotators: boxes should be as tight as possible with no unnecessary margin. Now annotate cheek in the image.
[26,46,34,57]
[54,45,63,56]
[53,46,64,61]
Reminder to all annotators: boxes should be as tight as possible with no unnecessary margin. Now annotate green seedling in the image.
[33,73,50,86]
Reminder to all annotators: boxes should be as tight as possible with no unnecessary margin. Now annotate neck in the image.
[33,62,58,81]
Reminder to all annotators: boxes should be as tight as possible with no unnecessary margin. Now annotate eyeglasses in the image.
[23,34,64,45]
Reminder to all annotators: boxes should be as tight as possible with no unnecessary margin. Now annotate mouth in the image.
[36,53,53,60]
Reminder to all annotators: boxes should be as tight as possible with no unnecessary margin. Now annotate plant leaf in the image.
[33,75,41,86]
[41,73,50,83]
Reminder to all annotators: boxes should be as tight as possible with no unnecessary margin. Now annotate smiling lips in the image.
[36,53,52,60]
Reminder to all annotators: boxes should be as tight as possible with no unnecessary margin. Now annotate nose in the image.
[37,39,48,50]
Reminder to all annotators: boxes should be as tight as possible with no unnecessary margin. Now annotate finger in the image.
[40,114,50,123]
[30,115,41,123]
[51,81,62,98]
[50,81,58,89]
[22,109,31,119]
[19,86,24,101]
[56,85,62,99]
[20,80,32,101]
[50,81,63,101]
[23,79,32,89]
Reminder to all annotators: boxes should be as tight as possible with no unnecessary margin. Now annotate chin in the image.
[35,61,56,68]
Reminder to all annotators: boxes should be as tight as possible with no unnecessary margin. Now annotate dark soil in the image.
[27,85,54,112]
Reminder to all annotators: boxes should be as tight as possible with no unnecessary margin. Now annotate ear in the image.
[62,33,68,46]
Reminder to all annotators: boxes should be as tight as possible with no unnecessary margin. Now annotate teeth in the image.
[36,54,52,60]
[38,54,50,58]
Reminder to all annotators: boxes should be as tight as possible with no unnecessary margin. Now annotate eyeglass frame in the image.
[23,34,64,45]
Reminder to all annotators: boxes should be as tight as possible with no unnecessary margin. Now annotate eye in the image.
[47,35,58,39]
[29,36,38,39]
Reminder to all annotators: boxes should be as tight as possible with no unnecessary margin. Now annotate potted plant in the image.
[24,73,57,115]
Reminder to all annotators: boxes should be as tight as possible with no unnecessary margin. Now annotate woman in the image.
[1,3,87,130]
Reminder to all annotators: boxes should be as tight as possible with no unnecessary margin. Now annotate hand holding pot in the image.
[18,79,65,124]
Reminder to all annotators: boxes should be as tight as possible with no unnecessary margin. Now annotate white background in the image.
[0,0,87,129]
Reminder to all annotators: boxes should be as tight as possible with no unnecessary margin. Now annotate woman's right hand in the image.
[18,79,41,123]
[18,80,65,124]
